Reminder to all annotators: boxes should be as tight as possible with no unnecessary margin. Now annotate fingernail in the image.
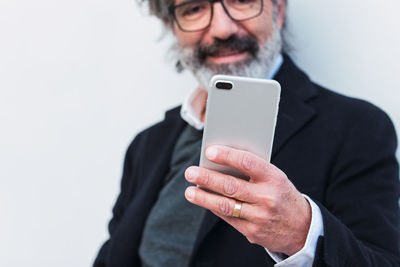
[185,187,195,201]
[206,146,218,160]
[186,168,198,181]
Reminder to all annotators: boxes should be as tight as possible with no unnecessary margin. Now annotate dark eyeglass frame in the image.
[168,0,264,32]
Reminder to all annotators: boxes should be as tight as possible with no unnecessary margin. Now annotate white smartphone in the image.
[199,75,281,180]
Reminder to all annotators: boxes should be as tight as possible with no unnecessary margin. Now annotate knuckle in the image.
[258,194,279,212]
[217,198,232,216]
[258,193,272,205]
[267,197,279,212]
[245,225,259,243]
[224,149,233,163]
[260,162,271,177]
[254,212,269,224]
[274,173,286,186]
[201,171,212,187]
[223,178,239,196]
[241,153,254,171]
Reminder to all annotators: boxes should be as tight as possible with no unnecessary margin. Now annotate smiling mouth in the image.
[211,49,244,57]
[207,50,249,64]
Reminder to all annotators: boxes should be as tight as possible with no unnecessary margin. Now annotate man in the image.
[94,0,400,266]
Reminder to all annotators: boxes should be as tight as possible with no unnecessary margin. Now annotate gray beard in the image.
[169,23,282,89]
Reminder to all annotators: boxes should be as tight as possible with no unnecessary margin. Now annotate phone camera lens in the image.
[216,81,233,90]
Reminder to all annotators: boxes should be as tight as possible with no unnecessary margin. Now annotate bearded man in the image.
[93,0,400,266]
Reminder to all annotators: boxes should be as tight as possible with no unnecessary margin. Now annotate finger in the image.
[185,166,258,203]
[185,186,255,220]
[205,145,278,181]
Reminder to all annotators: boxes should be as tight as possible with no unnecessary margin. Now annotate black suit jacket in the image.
[94,56,400,267]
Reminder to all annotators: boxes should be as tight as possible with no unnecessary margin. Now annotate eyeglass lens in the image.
[174,0,262,32]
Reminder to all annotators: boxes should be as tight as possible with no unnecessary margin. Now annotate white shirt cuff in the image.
[265,194,324,267]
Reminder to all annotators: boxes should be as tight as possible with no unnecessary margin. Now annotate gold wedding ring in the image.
[232,200,243,218]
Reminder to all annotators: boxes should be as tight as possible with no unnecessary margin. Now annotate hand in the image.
[184,145,311,256]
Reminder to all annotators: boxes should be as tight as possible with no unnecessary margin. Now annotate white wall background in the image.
[0,0,399,266]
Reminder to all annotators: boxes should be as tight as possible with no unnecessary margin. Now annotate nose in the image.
[207,3,240,40]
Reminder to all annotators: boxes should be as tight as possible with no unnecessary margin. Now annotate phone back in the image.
[199,75,281,179]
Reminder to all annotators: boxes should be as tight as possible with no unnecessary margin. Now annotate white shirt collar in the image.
[180,53,284,130]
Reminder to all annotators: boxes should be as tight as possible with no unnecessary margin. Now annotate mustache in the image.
[194,35,259,63]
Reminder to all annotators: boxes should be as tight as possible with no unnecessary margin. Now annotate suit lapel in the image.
[272,55,318,156]
[190,55,318,261]
[108,107,187,267]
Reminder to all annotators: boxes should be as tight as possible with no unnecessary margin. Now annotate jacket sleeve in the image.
[93,133,143,267]
[312,107,400,266]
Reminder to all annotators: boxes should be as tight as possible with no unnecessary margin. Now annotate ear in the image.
[277,0,286,30]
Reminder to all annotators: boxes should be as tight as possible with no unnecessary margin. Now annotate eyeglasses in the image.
[169,0,264,32]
